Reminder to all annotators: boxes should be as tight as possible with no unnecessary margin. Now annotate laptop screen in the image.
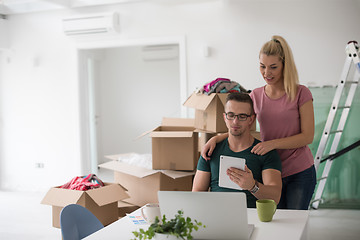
[158,191,252,240]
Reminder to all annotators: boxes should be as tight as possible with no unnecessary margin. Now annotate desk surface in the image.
[84,208,309,240]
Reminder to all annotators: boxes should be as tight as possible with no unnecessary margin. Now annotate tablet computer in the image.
[219,155,246,190]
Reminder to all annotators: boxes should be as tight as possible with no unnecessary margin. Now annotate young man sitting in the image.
[192,92,282,208]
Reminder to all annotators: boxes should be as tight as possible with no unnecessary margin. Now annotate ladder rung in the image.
[312,42,359,210]
[311,198,322,203]
[344,81,359,84]
[322,154,330,159]
[329,130,343,134]
[337,106,351,109]
[321,154,337,162]
[317,176,328,181]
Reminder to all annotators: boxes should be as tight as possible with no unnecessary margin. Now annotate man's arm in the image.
[252,169,282,204]
[227,166,282,204]
[192,170,211,192]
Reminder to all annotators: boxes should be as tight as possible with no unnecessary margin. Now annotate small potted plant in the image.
[132,210,205,240]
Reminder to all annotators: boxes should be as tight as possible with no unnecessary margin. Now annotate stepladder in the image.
[311,41,360,209]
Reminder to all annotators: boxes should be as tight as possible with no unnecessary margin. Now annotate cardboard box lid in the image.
[160,170,195,179]
[150,131,195,138]
[161,118,195,127]
[41,183,129,207]
[118,200,138,208]
[100,157,195,179]
[41,187,84,207]
[183,93,228,110]
[100,159,157,178]
[137,118,196,140]
[86,184,129,206]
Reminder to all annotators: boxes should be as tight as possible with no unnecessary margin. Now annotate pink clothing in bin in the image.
[250,85,314,178]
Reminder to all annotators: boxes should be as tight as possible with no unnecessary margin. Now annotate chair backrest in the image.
[60,204,104,240]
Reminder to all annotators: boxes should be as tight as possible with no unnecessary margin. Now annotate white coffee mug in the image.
[141,203,161,224]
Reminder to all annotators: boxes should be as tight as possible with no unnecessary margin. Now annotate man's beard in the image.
[229,126,244,137]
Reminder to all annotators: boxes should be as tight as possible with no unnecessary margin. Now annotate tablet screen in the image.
[219,155,246,190]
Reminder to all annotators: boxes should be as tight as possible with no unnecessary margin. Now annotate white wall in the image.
[0,0,359,191]
[96,46,180,163]
[0,18,9,49]
[0,11,80,191]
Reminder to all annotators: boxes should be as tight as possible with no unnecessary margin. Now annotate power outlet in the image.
[35,162,45,168]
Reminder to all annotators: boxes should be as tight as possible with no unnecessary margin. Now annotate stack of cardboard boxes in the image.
[99,92,259,218]
[99,118,199,217]
[183,92,259,152]
[41,91,260,227]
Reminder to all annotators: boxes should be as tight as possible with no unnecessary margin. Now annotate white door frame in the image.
[76,36,188,174]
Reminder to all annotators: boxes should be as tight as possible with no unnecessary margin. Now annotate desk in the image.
[84,208,309,240]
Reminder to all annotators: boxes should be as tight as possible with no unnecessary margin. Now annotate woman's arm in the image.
[201,133,229,160]
[251,100,314,155]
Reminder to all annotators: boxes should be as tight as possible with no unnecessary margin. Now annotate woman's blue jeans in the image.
[278,165,316,210]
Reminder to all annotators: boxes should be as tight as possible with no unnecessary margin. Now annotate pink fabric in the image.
[203,78,230,92]
[250,85,314,178]
[60,174,104,191]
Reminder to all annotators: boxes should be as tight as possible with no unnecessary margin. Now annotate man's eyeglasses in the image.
[225,112,252,121]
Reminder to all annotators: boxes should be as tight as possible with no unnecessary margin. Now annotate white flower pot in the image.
[154,233,180,240]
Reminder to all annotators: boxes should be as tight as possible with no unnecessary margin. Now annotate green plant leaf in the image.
[132,210,205,240]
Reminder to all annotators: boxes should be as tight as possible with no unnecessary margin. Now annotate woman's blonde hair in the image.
[260,35,299,101]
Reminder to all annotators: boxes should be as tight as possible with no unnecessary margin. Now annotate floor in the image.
[0,190,61,240]
[1,190,360,240]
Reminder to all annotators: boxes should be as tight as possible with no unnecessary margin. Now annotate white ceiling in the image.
[0,0,221,15]
[0,0,145,15]
[1,0,359,15]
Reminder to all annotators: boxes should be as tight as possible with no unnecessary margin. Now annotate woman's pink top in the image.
[250,85,314,178]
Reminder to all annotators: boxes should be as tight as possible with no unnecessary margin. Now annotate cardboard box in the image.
[99,155,195,207]
[183,93,229,133]
[41,183,129,228]
[183,93,256,133]
[251,131,261,140]
[198,131,219,153]
[118,201,140,218]
[146,118,199,171]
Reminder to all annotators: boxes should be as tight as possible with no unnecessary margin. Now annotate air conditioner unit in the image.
[62,12,120,36]
[142,45,179,61]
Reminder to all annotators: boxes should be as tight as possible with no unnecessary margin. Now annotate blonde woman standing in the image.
[201,36,316,210]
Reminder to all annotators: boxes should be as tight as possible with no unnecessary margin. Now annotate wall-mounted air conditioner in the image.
[0,17,9,49]
[142,45,179,61]
[62,12,120,36]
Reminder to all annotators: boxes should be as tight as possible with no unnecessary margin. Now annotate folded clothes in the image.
[60,174,105,191]
[202,78,249,95]
[203,78,230,93]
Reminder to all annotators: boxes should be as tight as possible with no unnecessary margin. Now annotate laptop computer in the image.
[158,191,254,240]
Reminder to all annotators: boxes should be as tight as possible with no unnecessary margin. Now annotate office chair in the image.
[60,204,104,240]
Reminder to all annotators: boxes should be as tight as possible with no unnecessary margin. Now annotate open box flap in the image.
[41,187,84,207]
[100,159,159,178]
[161,118,195,127]
[137,118,195,140]
[101,157,195,179]
[135,127,159,140]
[150,131,194,138]
[160,170,195,179]
[183,92,217,110]
[104,153,137,161]
[118,200,138,208]
[218,93,229,106]
[86,183,129,206]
